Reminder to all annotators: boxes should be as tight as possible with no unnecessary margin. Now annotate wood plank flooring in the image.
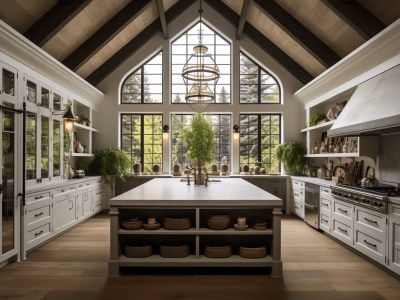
[0,213,399,300]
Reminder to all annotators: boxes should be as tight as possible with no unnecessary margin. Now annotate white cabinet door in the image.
[53,195,76,234]
[389,204,400,275]
[319,187,331,234]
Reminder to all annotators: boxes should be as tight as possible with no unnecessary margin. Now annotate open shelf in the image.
[74,122,98,132]
[301,120,335,132]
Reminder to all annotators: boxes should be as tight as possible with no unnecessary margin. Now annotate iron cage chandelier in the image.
[181,0,220,105]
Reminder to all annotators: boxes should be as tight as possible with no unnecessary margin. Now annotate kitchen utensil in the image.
[361,166,380,188]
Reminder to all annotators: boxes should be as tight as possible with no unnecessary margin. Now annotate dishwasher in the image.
[304,183,320,230]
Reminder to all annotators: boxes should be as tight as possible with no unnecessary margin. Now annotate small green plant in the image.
[78,114,91,126]
[182,113,216,174]
[274,141,306,175]
[88,148,131,188]
[309,112,326,127]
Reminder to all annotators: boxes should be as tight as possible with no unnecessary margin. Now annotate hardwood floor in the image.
[0,213,399,300]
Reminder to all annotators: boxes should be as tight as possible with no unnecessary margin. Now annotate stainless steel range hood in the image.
[328,64,400,137]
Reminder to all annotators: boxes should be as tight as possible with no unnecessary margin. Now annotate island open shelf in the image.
[109,178,283,277]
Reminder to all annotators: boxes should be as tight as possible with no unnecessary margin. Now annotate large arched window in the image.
[171,22,231,103]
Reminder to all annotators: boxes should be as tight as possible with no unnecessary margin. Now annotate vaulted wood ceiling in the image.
[0,0,399,87]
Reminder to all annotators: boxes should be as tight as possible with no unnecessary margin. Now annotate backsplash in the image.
[379,133,400,185]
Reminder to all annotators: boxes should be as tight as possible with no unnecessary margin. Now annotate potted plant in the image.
[88,147,131,190]
[308,112,326,127]
[182,113,215,185]
[274,141,306,175]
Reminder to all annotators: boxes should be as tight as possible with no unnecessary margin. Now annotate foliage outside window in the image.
[171,114,231,168]
[171,21,231,103]
[26,112,36,180]
[41,116,49,179]
[121,52,162,104]
[239,114,281,172]
[240,52,280,104]
[120,114,163,172]
[53,120,61,177]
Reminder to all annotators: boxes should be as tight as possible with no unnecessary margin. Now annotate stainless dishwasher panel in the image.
[304,183,320,230]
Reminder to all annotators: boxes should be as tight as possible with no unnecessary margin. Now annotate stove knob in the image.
[378,203,384,208]
[354,196,359,201]
[373,202,378,206]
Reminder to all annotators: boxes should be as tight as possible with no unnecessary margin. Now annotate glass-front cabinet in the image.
[0,62,17,102]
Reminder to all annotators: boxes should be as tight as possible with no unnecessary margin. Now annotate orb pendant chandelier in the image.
[182,0,220,109]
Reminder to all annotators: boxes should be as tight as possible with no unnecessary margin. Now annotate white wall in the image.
[94,1,304,174]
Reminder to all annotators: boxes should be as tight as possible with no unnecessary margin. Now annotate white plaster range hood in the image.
[328,64,400,137]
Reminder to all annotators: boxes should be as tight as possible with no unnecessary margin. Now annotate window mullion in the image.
[258,115,262,164]
[140,114,145,171]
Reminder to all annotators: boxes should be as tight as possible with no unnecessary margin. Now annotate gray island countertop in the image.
[110,178,282,207]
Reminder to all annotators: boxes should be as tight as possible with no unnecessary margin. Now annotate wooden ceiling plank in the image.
[155,0,169,39]
[86,0,196,86]
[321,0,386,40]
[236,0,251,40]
[204,0,313,84]
[253,0,340,68]
[23,0,92,47]
[63,0,152,71]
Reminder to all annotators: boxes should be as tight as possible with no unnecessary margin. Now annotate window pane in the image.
[26,112,36,180]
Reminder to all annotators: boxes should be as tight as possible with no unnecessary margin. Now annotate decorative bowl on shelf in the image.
[121,219,143,230]
[124,241,152,258]
[207,214,230,230]
[239,244,267,259]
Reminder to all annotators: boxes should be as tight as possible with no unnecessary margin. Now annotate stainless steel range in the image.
[331,184,399,213]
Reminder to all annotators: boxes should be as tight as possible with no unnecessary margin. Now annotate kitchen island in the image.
[109,178,283,277]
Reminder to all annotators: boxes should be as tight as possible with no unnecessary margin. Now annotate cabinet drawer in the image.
[332,219,353,245]
[320,186,331,197]
[333,200,353,222]
[25,192,51,204]
[320,212,330,233]
[27,222,51,246]
[293,188,304,200]
[354,229,385,265]
[321,198,331,212]
[53,186,76,198]
[76,182,91,190]
[292,179,305,188]
[355,207,386,236]
[26,204,50,228]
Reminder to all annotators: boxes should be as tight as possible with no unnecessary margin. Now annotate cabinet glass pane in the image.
[26,80,37,104]
[53,120,61,177]
[2,68,15,96]
[41,87,50,109]
[2,105,15,254]
[41,116,49,179]
[26,112,37,180]
[53,93,62,111]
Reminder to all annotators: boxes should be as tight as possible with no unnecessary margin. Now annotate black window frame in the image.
[120,113,163,172]
[239,52,281,104]
[120,51,163,104]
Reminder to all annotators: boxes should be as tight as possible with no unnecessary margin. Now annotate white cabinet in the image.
[53,195,76,234]
[354,207,387,265]
[331,199,354,246]
[291,179,304,219]
[319,186,331,233]
[92,184,104,213]
[388,203,400,275]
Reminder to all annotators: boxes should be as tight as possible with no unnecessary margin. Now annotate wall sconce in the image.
[233,125,240,142]
[62,106,78,134]
[163,124,169,141]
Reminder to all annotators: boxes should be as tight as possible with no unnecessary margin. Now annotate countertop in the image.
[290,176,337,187]
[110,178,282,207]
[26,176,102,194]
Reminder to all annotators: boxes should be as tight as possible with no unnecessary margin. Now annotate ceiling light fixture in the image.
[182,0,220,111]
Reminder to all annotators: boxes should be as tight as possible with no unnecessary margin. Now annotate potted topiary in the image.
[274,141,306,175]
[182,113,215,185]
[88,147,131,190]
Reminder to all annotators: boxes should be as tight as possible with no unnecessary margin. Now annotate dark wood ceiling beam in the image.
[86,0,196,86]
[155,0,169,39]
[204,0,313,84]
[23,0,92,47]
[321,0,386,40]
[254,0,340,68]
[236,0,251,40]
[63,0,151,71]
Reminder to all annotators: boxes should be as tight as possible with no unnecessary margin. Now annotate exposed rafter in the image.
[204,0,313,84]
[63,0,151,71]
[86,0,197,86]
[23,0,91,47]
[236,0,251,40]
[321,0,386,40]
[155,0,169,39]
[254,0,340,68]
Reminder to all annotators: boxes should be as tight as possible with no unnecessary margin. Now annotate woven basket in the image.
[160,242,190,258]
[207,215,230,230]
[121,220,143,230]
[204,242,232,258]
[239,245,267,259]
[125,242,152,258]
[163,217,191,230]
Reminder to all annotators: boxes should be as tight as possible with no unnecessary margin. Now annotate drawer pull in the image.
[35,195,43,200]
[364,239,377,248]
[322,218,328,223]
[295,205,299,209]
[322,203,329,207]
[34,212,44,217]
[338,227,348,234]
[338,208,348,214]
[34,230,44,237]
[364,217,378,224]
